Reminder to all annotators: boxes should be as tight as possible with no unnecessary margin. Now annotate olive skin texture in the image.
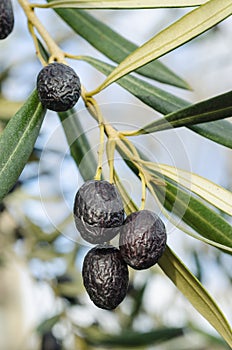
[73,180,124,244]
[37,63,81,111]
[119,210,167,270]
[82,245,129,310]
[0,0,14,39]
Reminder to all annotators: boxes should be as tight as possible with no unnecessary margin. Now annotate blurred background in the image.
[0,1,231,349]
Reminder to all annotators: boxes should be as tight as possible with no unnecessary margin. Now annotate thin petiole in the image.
[28,21,47,66]
[106,138,116,184]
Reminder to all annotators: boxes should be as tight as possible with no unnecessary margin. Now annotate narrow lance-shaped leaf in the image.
[80,56,232,149]
[43,0,208,9]
[92,0,232,92]
[159,246,232,347]
[148,163,232,216]
[47,3,189,89]
[190,121,232,149]
[135,90,232,134]
[0,90,46,201]
[83,328,184,347]
[154,178,232,249]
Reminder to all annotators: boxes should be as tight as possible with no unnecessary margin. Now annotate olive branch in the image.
[0,0,232,347]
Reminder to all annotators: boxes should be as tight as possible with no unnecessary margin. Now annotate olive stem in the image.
[106,138,116,184]
[64,53,84,60]
[65,54,146,139]
[95,117,105,181]
[29,2,51,8]
[105,123,155,186]
[139,170,147,210]
[17,0,65,63]
[82,90,105,181]
[30,1,67,8]
[119,132,141,159]
[27,21,47,66]
[113,171,138,215]
[120,129,142,137]
[82,87,163,206]
[94,105,105,181]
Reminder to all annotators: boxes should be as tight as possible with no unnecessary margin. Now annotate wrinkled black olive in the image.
[0,0,14,40]
[37,63,81,111]
[73,180,124,244]
[119,210,167,270]
[82,245,129,310]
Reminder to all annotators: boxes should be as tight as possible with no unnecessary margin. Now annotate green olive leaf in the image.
[90,0,232,93]
[43,0,207,9]
[154,178,232,249]
[189,121,232,148]
[83,327,184,347]
[135,90,232,134]
[47,3,189,89]
[149,163,232,216]
[0,90,46,201]
[159,246,232,348]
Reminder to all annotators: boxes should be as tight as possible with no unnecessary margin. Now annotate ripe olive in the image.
[119,210,167,270]
[82,245,129,310]
[37,62,81,111]
[73,180,124,244]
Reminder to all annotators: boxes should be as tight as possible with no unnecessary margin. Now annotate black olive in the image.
[37,63,81,111]
[73,180,124,244]
[119,210,167,270]
[82,245,129,310]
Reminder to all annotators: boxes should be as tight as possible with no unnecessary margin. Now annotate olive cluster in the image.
[73,180,167,310]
